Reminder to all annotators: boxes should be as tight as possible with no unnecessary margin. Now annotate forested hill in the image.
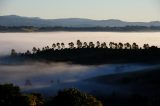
[10,41,160,65]
[1,15,160,32]
[1,15,160,27]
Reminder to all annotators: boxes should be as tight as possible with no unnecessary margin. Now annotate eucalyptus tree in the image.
[68,43,72,49]
[83,42,88,48]
[52,43,56,50]
[70,42,75,49]
[109,42,114,49]
[132,43,139,49]
[49,88,103,106]
[124,42,131,49]
[42,47,45,51]
[77,40,82,48]
[45,46,50,50]
[101,42,107,48]
[118,42,123,49]
[26,50,31,55]
[68,42,74,49]
[61,43,65,49]
[11,49,17,56]
[114,43,118,49]
[136,45,139,49]
[96,41,101,48]
[57,43,61,50]
[32,47,37,54]
[37,48,41,53]
[89,42,95,48]
[143,44,150,49]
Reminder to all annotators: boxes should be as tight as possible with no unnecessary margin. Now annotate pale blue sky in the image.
[0,0,160,21]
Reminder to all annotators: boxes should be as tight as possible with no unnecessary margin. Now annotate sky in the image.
[0,0,160,22]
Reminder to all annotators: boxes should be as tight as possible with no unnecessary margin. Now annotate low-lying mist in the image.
[0,58,159,97]
[0,61,155,86]
[0,62,92,85]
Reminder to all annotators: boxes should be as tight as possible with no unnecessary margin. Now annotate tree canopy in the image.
[47,88,103,106]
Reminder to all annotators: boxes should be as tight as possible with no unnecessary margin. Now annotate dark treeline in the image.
[1,26,160,32]
[11,40,160,65]
[0,84,103,106]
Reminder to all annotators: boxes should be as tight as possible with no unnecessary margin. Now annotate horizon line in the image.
[0,14,160,23]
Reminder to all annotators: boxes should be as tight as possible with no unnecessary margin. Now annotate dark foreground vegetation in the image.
[1,67,160,106]
[11,40,160,65]
[0,84,102,106]
[1,26,160,32]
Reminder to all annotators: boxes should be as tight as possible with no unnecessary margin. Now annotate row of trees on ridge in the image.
[11,40,156,56]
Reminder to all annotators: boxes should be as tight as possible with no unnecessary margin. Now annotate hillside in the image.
[0,15,160,27]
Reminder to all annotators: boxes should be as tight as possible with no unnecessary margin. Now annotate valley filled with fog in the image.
[0,32,160,96]
[0,62,158,97]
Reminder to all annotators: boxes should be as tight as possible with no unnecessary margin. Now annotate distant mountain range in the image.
[0,15,160,27]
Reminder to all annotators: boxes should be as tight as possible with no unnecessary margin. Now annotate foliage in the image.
[0,84,102,106]
[1,26,160,32]
[16,40,160,65]
[47,88,103,106]
[24,93,45,106]
[0,84,26,106]
[0,84,45,106]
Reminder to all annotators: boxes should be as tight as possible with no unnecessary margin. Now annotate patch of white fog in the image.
[0,62,90,85]
[0,62,156,89]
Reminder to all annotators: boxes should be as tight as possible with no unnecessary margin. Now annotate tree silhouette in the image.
[132,43,139,49]
[118,43,123,49]
[61,43,65,49]
[150,46,158,49]
[37,48,41,53]
[42,47,45,51]
[77,40,82,48]
[25,80,32,86]
[0,84,26,106]
[101,42,107,48]
[11,49,17,56]
[83,42,88,48]
[52,43,56,50]
[56,43,61,50]
[68,42,74,49]
[96,41,101,48]
[45,46,50,50]
[25,50,31,55]
[143,44,150,49]
[25,93,44,106]
[124,43,131,49]
[109,42,114,49]
[114,43,118,49]
[32,47,37,54]
[89,42,95,48]
[48,88,103,106]
[68,43,72,49]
